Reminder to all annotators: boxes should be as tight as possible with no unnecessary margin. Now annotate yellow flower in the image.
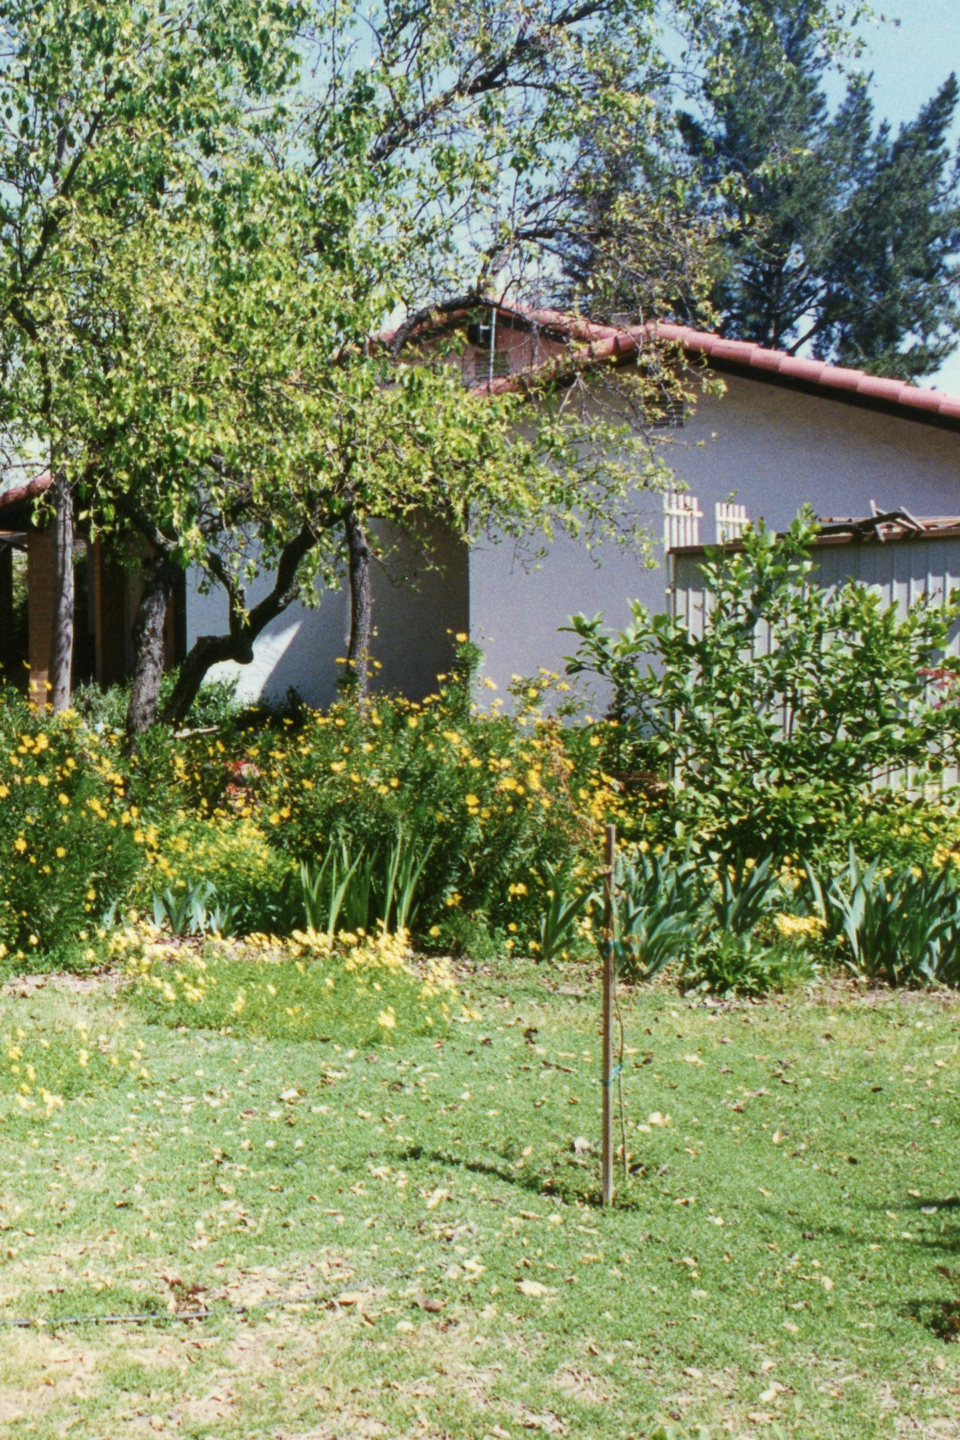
[377,1008,396,1029]
[58,793,70,805]
[773,913,825,939]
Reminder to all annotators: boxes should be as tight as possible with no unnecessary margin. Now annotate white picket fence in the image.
[663,492,703,551]
[715,500,749,544]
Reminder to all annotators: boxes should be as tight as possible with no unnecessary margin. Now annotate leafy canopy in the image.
[0,0,869,724]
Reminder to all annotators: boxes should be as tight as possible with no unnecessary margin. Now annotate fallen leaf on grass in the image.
[521,1412,565,1434]
[426,1188,449,1210]
[416,1296,445,1312]
[516,1279,550,1298]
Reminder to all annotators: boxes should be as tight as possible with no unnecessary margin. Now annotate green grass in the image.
[0,960,958,1439]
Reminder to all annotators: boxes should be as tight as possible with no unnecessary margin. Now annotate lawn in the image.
[0,959,958,1439]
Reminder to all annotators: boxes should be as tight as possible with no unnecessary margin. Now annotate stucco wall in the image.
[468,377,960,689]
[186,521,469,708]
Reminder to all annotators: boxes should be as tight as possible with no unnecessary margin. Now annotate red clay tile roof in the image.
[472,303,960,427]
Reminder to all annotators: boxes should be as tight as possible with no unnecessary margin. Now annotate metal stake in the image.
[601,824,616,1207]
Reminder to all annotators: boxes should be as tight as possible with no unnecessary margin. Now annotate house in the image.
[3,302,960,708]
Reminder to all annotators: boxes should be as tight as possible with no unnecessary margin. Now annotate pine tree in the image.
[677,1,960,378]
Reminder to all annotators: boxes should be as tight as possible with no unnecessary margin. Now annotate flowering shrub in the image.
[828,790,960,874]
[135,813,296,933]
[118,923,456,1044]
[243,659,618,952]
[0,654,625,965]
[0,687,141,964]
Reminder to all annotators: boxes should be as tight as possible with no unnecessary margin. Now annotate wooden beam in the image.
[26,526,56,705]
[92,539,129,688]
[0,543,13,677]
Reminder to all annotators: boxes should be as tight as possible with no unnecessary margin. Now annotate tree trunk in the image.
[125,550,179,746]
[159,518,326,727]
[344,507,372,700]
[161,631,245,727]
[48,471,74,711]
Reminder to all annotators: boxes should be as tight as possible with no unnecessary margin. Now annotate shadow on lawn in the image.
[892,1196,960,1257]
[906,1270,960,1343]
[898,1201,960,1342]
[395,1143,635,1208]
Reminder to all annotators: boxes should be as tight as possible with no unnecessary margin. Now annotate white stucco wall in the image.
[468,377,960,689]
[186,522,468,708]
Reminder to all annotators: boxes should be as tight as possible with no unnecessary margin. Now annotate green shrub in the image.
[607,847,819,994]
[568,511,960,859]
[808,848,960,986]
[299,829,434,938]
[151,880,238,938]
[608,847,702,982]
[682,929,817,996]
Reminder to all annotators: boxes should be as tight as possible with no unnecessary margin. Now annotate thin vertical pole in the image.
[601,824,616,1208]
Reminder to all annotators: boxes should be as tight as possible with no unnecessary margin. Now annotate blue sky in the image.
[843,2,960,393]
